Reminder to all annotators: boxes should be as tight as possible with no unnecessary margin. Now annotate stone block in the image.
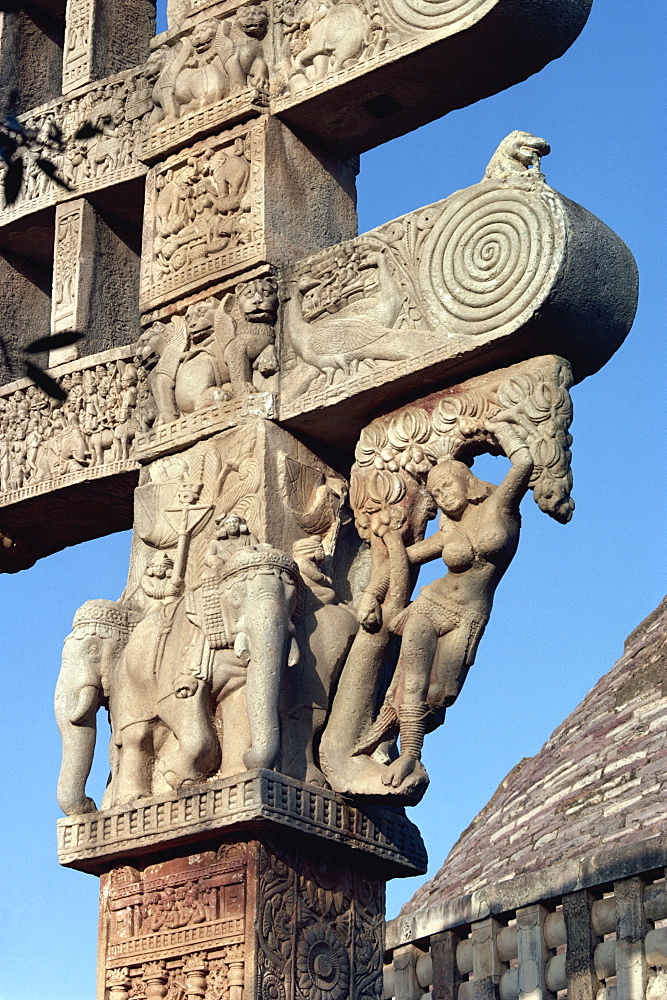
[58,769,427,876]
[62,0,155,95]
[139,115,358,311]
[96,830,390,1000]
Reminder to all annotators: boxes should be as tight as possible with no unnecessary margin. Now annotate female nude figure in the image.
[356,432,534,791]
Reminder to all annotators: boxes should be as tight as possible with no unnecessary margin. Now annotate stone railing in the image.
[383,833,667,999]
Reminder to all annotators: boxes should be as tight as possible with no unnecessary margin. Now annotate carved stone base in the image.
[83,777,424,999]
[58,770,427,876]
[99,832,387,1000]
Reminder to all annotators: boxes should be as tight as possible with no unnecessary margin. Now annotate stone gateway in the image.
[0,0,637,996]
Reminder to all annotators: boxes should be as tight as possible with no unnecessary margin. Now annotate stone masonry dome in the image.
[402,597,667,915]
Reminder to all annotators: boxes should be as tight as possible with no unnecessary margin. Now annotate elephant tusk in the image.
[70,684,101,726]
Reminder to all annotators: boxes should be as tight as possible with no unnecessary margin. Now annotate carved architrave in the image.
[140,122,265,310]
[0,68,154,225]
[279,161,637,445]
[271,0,593,158]
[0,346,146,508]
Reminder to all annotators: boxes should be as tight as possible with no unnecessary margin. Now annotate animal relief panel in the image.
[141,6,272,162]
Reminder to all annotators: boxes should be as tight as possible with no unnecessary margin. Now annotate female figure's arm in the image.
[487,424,534,512]
[405,531,443,568]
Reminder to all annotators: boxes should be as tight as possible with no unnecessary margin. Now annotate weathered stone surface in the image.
[0,0,644,992]
[0,66,153,225]
[279,152,637,450]
[96,833,387,1000]
[58,769,427,876]
[140,114,357,311]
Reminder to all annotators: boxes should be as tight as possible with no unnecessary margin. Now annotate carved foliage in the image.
[256,841,383,999]
[351,355,575,536]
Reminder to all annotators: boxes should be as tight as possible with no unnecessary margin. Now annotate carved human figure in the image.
[355,430,534,795]
[281,535,358,783]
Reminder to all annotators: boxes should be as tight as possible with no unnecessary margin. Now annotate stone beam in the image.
[271,0,594,157]
[278,148,638,452]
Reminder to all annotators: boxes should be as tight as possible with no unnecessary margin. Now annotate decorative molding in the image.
[57,770,428,875]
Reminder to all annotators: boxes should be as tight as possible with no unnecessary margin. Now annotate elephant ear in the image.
[213,294,236,353]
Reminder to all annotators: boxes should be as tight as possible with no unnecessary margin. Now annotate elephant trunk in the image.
[241,573,296,771]
[55,644,101,816]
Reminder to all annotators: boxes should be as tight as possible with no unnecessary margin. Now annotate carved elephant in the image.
[293,2,372,78]
[109,544,299,806]
[54,600,134,816]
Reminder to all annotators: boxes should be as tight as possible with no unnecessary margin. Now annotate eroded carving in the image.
[55,427,357,812]
[0,69,155,221]
[137,277,278,425]
[0,355,152,504]
[150,7,270,124]
[276,0,390,93]
[143,126,263,307]
[282,247,441,393]
[319,355,574,802]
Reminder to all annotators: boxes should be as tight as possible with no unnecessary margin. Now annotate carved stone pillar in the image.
[62,0,154,94]
[516,904,555,1000]
[51,198,141,364]
[59,772,425,1000]
[470,917,503,1000]
[431,929,462,1000]
[393,944,421,1000]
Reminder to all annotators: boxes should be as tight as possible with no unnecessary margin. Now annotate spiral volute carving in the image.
[419,181,563,336]
[382,0,491,33]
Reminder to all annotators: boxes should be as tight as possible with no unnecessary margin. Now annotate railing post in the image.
[471,917,502,999]
[394,943,423,1000]
[615,877,648,1000]
[562,891,602,1000]
[516,904,555,1000]
[431,929,463,1000]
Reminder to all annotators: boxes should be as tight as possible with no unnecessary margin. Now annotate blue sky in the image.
[0,1,664,995]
